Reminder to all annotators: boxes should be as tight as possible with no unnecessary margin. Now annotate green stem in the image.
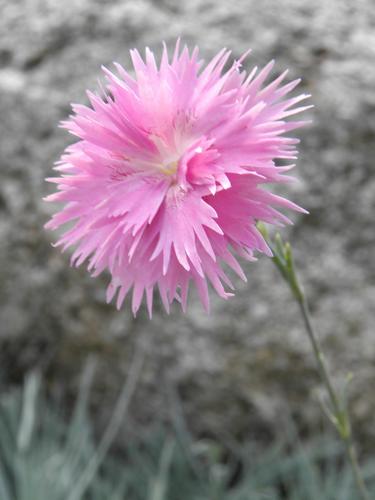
[298,299,342,424]
[345,440,371,500]
[297,297,370,500]
[257,224,371,499]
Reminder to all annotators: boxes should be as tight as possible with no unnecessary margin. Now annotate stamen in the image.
[161,159,178,175]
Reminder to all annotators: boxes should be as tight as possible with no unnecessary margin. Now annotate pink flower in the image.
[45,41,310,316]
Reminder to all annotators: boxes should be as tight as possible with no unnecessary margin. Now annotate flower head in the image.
[45,41,310,316]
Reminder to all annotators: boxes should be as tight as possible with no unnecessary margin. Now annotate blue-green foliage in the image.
[0,370,373,500]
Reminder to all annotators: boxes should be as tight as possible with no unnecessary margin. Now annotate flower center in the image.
[160,159,179,176]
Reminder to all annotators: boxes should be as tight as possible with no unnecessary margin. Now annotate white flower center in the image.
[160,159,179,176]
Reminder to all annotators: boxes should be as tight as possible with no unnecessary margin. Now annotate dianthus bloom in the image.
[45,41,310,316]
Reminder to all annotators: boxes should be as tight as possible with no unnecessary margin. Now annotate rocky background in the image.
[0,0,374,453]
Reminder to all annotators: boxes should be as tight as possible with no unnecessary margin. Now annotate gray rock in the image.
[0,0,374,451]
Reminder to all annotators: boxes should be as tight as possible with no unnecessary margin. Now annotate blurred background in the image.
[0,0,374,498]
